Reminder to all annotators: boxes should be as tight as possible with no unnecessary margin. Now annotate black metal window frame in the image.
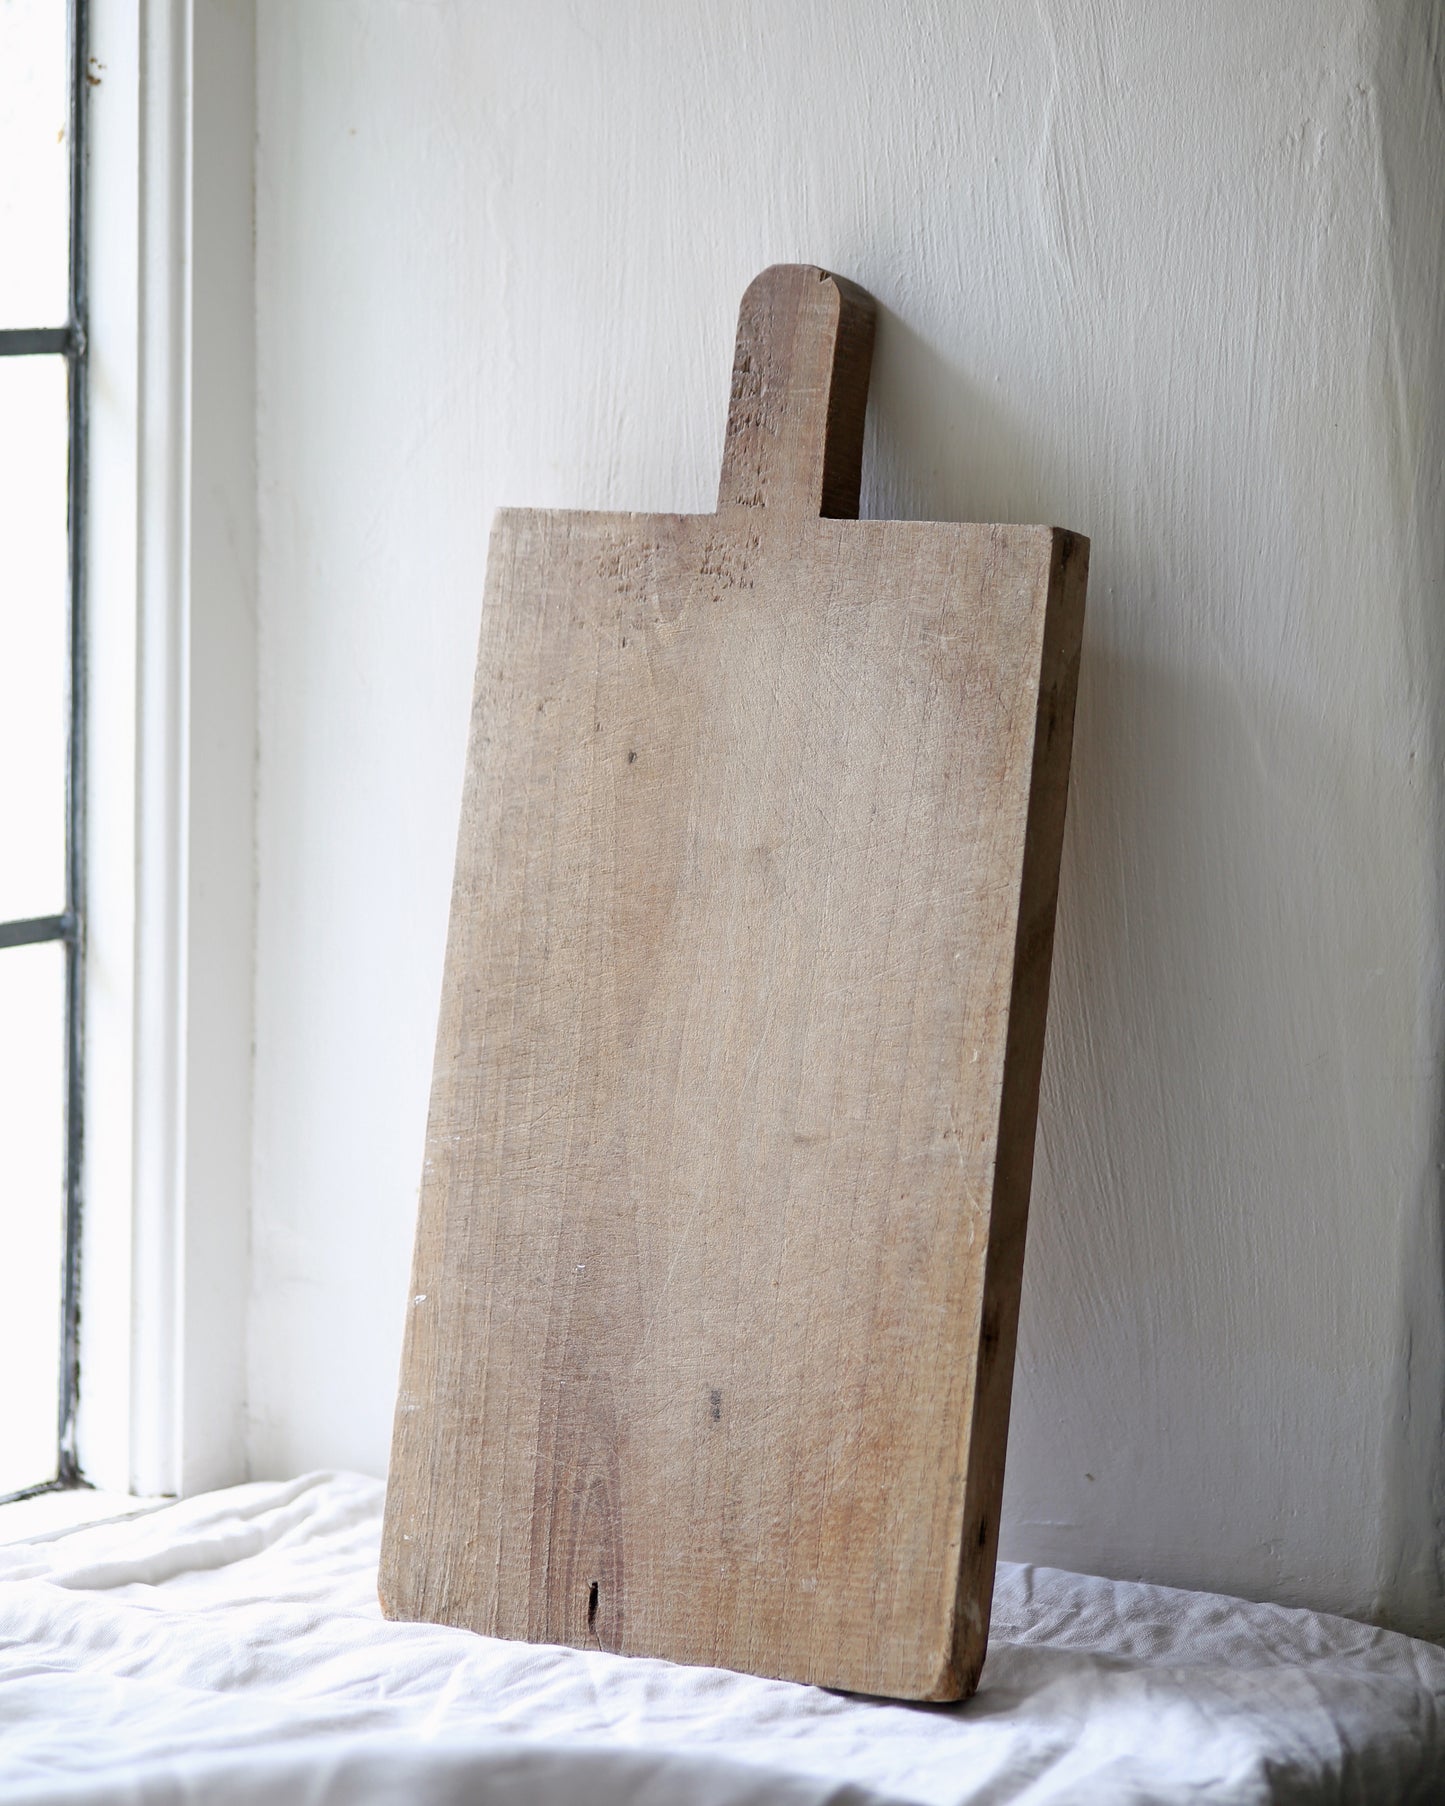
[0,0,88,1502]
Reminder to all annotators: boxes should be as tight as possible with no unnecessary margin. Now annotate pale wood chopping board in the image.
[380,265,1088,1702]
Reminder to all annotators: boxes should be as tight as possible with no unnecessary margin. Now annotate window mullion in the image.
[57,0,88,1486]
[0,916,76,952]
[0,328,74,358]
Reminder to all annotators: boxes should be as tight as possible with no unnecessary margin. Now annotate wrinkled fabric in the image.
[0,1471,1440,1804]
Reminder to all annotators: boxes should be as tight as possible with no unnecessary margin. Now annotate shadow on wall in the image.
[1374,1,1445,1643]
[861,310,1055,532]
[856,135,1445,1634]
[1027,642,1428,1609]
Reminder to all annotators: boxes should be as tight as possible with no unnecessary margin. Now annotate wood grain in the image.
[380,265,1088,1701]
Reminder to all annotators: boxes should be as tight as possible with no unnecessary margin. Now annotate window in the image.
[0,0,87,1500]
[0,3,256,1509]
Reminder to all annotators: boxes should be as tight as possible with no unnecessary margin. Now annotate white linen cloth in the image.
[1,1470,1441,1804]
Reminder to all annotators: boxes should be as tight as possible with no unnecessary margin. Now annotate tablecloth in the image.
[2,1470,1441,1804]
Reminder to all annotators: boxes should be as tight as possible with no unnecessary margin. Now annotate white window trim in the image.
[78,0,255,1500]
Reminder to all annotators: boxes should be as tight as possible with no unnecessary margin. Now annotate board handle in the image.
[716,264,877,520]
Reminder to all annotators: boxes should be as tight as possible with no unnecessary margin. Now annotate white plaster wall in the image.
[250,0,1445,1633]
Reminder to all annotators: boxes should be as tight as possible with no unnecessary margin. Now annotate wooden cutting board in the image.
[380,265,1088,1702]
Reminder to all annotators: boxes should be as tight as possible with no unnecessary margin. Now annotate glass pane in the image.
[0,354,68,921]
[0,939,65,1492]
[0,0,70,330]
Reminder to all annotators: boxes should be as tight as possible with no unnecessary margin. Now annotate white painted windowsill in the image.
[0,1489,165,1547]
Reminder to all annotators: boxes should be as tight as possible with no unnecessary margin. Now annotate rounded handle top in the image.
[715,265,876,520]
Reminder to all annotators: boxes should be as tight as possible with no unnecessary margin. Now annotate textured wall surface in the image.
[251,0,1445,1633]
